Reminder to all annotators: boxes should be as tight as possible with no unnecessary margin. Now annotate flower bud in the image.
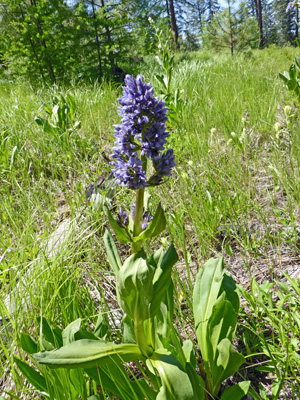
[210,128,217,135]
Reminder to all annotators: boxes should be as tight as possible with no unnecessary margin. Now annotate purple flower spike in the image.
[111,75,175,188]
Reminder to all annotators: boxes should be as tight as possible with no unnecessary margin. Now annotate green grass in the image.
[1,47,300,399]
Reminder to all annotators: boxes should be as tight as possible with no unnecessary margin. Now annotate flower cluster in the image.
[131,203,153,229]
[111,75,175,189]
[117,207,129,227]
[286,1,297,12]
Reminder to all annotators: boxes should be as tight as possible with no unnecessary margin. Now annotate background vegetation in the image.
[1,46,300,398]
[0,0,299,83]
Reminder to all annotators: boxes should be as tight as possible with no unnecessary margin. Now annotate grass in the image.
[1,47,300,399]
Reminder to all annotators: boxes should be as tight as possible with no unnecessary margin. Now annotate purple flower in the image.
[150,149,176,185]
[117,208,129,227]
[131,203,153,230]
[111,151,148,189]
[286,1,297,12]
[111,75,175,189]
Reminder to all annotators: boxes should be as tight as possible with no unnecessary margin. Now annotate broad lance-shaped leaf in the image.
[103,229,122,274]
[193,257,224,362]
[33,339,142,369]
[148,349,195,400]
[150,244,178,317]
[20,333,38,354]
[182,340,205,399]
[132,203,166,243]
[104,204,132,244]
[117,250,154,321]
[87,364,157,400]
[208,300,237,361]
[62,318,81,346]
[220,381,250,400]
[14,357,48,393]
[210,338,245,396]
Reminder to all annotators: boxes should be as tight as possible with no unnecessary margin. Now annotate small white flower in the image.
[210,128,217,134]
[274,122,281,132]
[188,160,193,166]
[284,105,292,117]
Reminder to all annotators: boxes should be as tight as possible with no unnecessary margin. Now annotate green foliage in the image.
[150,21,184,126]
[279,39,300,100]
[193,258,246,396]
[2,49,300,399]
[202,0,259,54]
[35,93,81,147]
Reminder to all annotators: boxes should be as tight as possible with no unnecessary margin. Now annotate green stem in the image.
[135,320,153,357]
[132,187,144,253]
[132,156,147,254]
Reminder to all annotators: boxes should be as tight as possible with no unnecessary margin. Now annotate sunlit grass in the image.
[1,47,300,398]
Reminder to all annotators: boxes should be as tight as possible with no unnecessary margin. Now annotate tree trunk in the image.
[30,0,56,82]
[19,4,46,83]
[296,4,299,39]
[168,0,179,51]
[99,0,114,71]
[256,0,263,48]
[228,1,233,56]
[91,0,102,76]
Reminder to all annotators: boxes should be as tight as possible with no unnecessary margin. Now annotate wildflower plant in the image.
[27,76,249,399]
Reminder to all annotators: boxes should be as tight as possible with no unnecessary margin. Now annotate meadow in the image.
[1,47,300,399]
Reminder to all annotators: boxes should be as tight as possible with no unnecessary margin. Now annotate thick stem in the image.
[132,157,147,254]
[132,188,144,253]
[135,320,152,357]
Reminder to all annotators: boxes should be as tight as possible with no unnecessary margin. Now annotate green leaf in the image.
[210,338,245,395]
[33,340,142,369]
[132,203,166,243]
[37,317,63,348]
[221,274,240,314]
[70,368,85,398]
[35,117,57,136]
[279,72,290,84]
[149,349,195,400]
[182,340,205,399]
[193,257,224,361]
[122,314,135,344]
[117,250,154,321]
[150,244,178,317]
[103,229,122,274]
[104,204,132,244]
[295,56,300,70]
[20,333,38,354]
[85,365,124,399]
[14,357,47,393]
[220,381,250,400]
[94,310,108,339]
[208,300,237,358]
[155,74,168,90]
[131,379,157,400]
[62,318,81,345]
